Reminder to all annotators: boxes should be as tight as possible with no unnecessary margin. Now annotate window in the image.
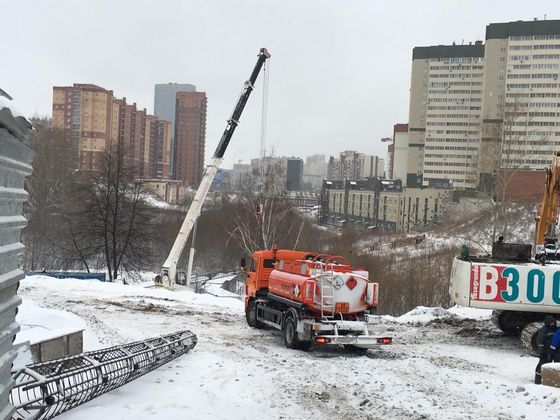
[534,44,560,50]
[263,259,276,269]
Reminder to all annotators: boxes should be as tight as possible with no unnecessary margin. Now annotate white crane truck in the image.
[155,48,271,288]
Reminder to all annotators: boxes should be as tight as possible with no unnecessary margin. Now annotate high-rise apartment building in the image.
[155,119,172,179]
[327,151,360,180]
[286,158,303,191]
[408,43,485,190]
[53,84,171,179]
[403,19,560,192]
[303,154,328,189]
[480,20,560,183]
[154,83,196,178]
[231,162,252,190]
[387,142,394,180]
[145,115,172,179]
[360,155,385,178]
[327,151,384,180]
[52,84,114,172]
[175,91,207,186]
[391,123,409,182]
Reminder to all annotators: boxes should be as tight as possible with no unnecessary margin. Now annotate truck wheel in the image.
[246,300,264,329]
[283,316,299,349]
[521,322,542,357]
[283,315,311,350]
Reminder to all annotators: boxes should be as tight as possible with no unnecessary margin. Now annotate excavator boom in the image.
[535,152,560,248]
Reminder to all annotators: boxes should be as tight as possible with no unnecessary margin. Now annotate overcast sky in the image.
[2,0,559,167]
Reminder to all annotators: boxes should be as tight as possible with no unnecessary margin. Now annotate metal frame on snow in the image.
[9,330,197,420]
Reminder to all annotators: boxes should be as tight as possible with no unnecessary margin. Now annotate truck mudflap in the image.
[300,316,392,349]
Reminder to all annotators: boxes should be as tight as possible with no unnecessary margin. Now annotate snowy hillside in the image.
[354,200,537,262]
[15,275,560,420]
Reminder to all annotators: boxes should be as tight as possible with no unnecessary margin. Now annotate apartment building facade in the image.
[52,84,171,179]
[408,44,485,191]
[286,158,303,191]
[52,84,113,172]
[154,83,196,178]
[391,123,409,182]
[174,91,207,187]
[303,154,328,190]
[231,163,252,190]
[361,155,385,179]
[402,19,560,193]
[327,151,384,181]
[480,20,560,183]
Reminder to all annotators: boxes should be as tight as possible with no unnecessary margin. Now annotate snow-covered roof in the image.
[15,300,85,346]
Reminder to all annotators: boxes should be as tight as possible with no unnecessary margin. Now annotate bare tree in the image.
[227,194,300,255]
[74,142,155,281]
[462,95,546,250]
[23,118,78,270]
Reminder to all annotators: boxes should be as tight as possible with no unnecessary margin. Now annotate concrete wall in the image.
[30,331,84,363]
[0,107,33,420]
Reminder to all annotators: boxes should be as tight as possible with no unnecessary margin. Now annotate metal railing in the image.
[10,330,197,420]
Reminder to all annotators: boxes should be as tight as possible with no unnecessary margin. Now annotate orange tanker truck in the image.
[242,248,392,351]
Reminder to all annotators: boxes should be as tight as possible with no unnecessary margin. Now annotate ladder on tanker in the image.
[316,263,336,320]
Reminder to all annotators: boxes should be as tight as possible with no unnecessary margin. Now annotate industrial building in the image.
[320,179,449,233]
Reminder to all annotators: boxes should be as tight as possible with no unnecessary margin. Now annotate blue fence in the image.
[26,272,106,282]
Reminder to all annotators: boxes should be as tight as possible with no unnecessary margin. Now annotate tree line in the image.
[23,118,159,281]
[23,118,458,315]
[22,118,332,281]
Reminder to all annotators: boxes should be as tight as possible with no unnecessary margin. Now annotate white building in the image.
[409,43,484,190]
[480,19,560,179]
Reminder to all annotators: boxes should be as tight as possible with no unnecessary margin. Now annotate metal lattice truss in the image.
[10,330,197,420]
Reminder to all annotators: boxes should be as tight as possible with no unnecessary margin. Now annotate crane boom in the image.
[159,48,271,287]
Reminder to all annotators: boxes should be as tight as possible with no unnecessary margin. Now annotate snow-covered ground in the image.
[142,193,182,210]
[16,275,560,420]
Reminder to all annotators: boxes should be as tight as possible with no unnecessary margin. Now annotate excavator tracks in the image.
[520,321,542,356]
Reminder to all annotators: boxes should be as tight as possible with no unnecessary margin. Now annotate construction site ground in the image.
[17,275,560,420]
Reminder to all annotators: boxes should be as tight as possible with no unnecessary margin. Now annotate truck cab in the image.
[244,249,313,309]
